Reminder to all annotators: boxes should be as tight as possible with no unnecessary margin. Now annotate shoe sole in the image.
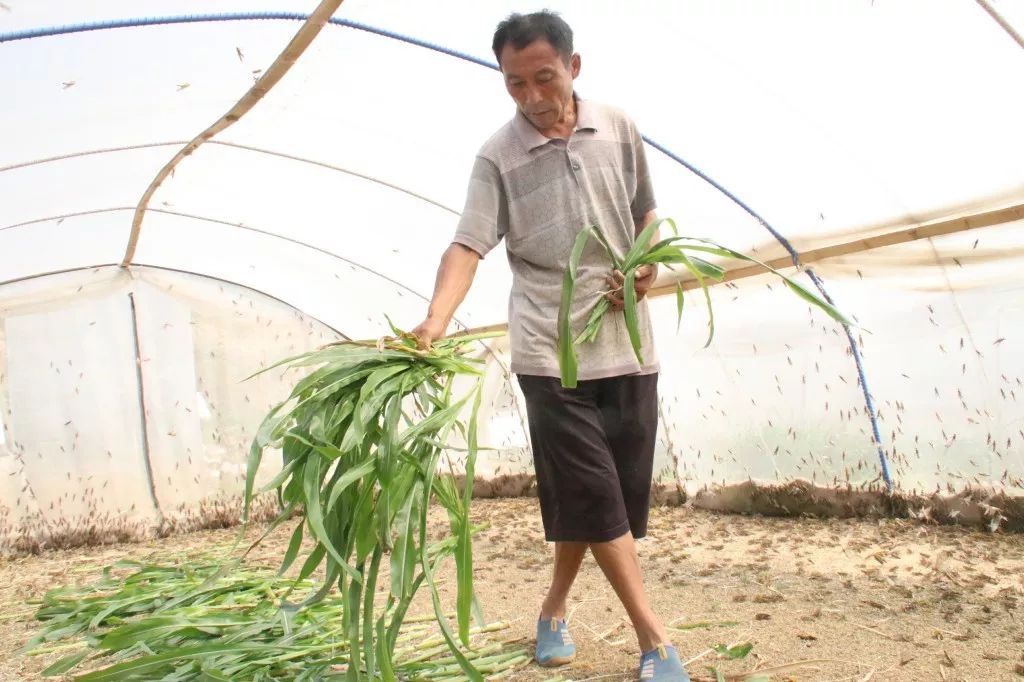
[536,654,576,667]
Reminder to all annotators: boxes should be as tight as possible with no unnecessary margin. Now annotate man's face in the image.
[499,39,580,133]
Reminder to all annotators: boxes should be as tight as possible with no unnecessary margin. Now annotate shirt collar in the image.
[513,94,597,151]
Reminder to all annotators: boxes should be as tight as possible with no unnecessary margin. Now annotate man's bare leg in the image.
[589,531,670,651]
[539,541,588,620]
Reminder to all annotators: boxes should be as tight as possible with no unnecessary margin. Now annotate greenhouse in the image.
[1,1,1022,680]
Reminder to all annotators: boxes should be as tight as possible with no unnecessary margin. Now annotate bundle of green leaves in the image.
[242,326,504,681]
[558,218,853,387]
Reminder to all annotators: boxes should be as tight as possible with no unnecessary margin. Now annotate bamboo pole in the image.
[120,0,346,267]
[647,202,1024,297]
[974,0,1024,50]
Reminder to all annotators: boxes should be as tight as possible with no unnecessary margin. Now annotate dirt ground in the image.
[2,498,1023,681]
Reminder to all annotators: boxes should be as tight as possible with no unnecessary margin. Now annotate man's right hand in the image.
[410,317,447,350]
[410,243,481,350]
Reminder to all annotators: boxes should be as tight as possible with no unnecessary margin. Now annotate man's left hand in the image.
[605,264,657,309]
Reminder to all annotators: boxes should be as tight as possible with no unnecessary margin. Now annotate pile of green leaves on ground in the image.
[23,559,530,681]
[558,218,854,387]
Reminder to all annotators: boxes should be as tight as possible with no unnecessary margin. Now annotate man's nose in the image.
[523,85,542,105]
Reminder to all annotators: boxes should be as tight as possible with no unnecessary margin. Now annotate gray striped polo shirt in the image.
[453,96,659,380]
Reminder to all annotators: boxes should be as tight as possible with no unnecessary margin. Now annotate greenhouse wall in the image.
[0,266,344,551]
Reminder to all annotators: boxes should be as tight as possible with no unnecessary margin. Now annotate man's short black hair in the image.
[492,11,574,66]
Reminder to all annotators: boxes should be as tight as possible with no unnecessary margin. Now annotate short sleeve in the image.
[629,120,657,224]
[452,156,509,258]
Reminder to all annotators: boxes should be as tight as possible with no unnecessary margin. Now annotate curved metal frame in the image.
[0,141,460,216]
[0,263,350,338]
[0,206,440,308]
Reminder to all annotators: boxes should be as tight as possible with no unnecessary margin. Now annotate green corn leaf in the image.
[784,278,853,326]
[344,563,363,682]
[376,615,397,682]
[40,649,89,676]
[679,239,853,326]
[324,458,375,516]
[353,480,378,563]
[589,224,622,268]
[455,386,483,645]
[283,431,345,463]
[242,442,264,523]
[397,393,471,447]
[639,244,686,265]
[558,225,594,388]
[256,456,302,495]
[362,548,382,681]
[390,483,420,600]
[76,643,272,681]
[675,250,716,348]
[622,217,665,271]
[278,522,304,577]
[575,297,610,345]
[686,255,726,280]
[675,282,685,333]
[623,269,643,364]
[417,450,484,682]
[301,457,361,584]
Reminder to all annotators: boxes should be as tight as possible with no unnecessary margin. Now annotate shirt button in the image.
[571,161,581,170]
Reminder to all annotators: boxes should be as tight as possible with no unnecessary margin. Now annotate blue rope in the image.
[645,139,894,489]
[0,12,498,69]
[0,12,894,489]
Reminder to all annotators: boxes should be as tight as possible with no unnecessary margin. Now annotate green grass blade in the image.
[40,649,88,676]
[302,457,361,584]
[589,224,622,269]
[675,250,715,348]
[278,522,304,576]
[362,548,382,681]
[623,269,643,364]
[390,484,420,599]
[417,461,484,682]
[256,456,301,495]
[75,643,269,681]
[558,226,593,388]
[344,563,363,682]
[455,386,483,645]
[783,278,854,326]
[296,543,326,582]
[574,297,609,345]
[397,394,471,447]
[622,217,665,271]
[324,458,376,515]
[675,282,685,333]
[376,615,396,682]
[678,240,853,326]
[684,255,726,280]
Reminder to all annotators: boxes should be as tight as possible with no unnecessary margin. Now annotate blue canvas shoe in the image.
[639,644,690,681]
[535,617,576,667]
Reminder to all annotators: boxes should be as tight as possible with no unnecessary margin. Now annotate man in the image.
[411,11,690,682]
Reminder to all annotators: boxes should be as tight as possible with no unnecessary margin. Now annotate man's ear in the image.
[570,53,581,79]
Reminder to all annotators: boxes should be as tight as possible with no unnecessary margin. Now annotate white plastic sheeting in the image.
[1,1,1023,544]
[0,268,344,548]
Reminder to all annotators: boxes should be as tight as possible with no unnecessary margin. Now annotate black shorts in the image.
[517,373,658,543]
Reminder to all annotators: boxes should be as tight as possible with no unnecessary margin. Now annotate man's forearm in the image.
[638,209,659,276]
[637,209,658,241]
[425,242,481,329]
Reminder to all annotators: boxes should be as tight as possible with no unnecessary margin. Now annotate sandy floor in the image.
[2,498,1023,681]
